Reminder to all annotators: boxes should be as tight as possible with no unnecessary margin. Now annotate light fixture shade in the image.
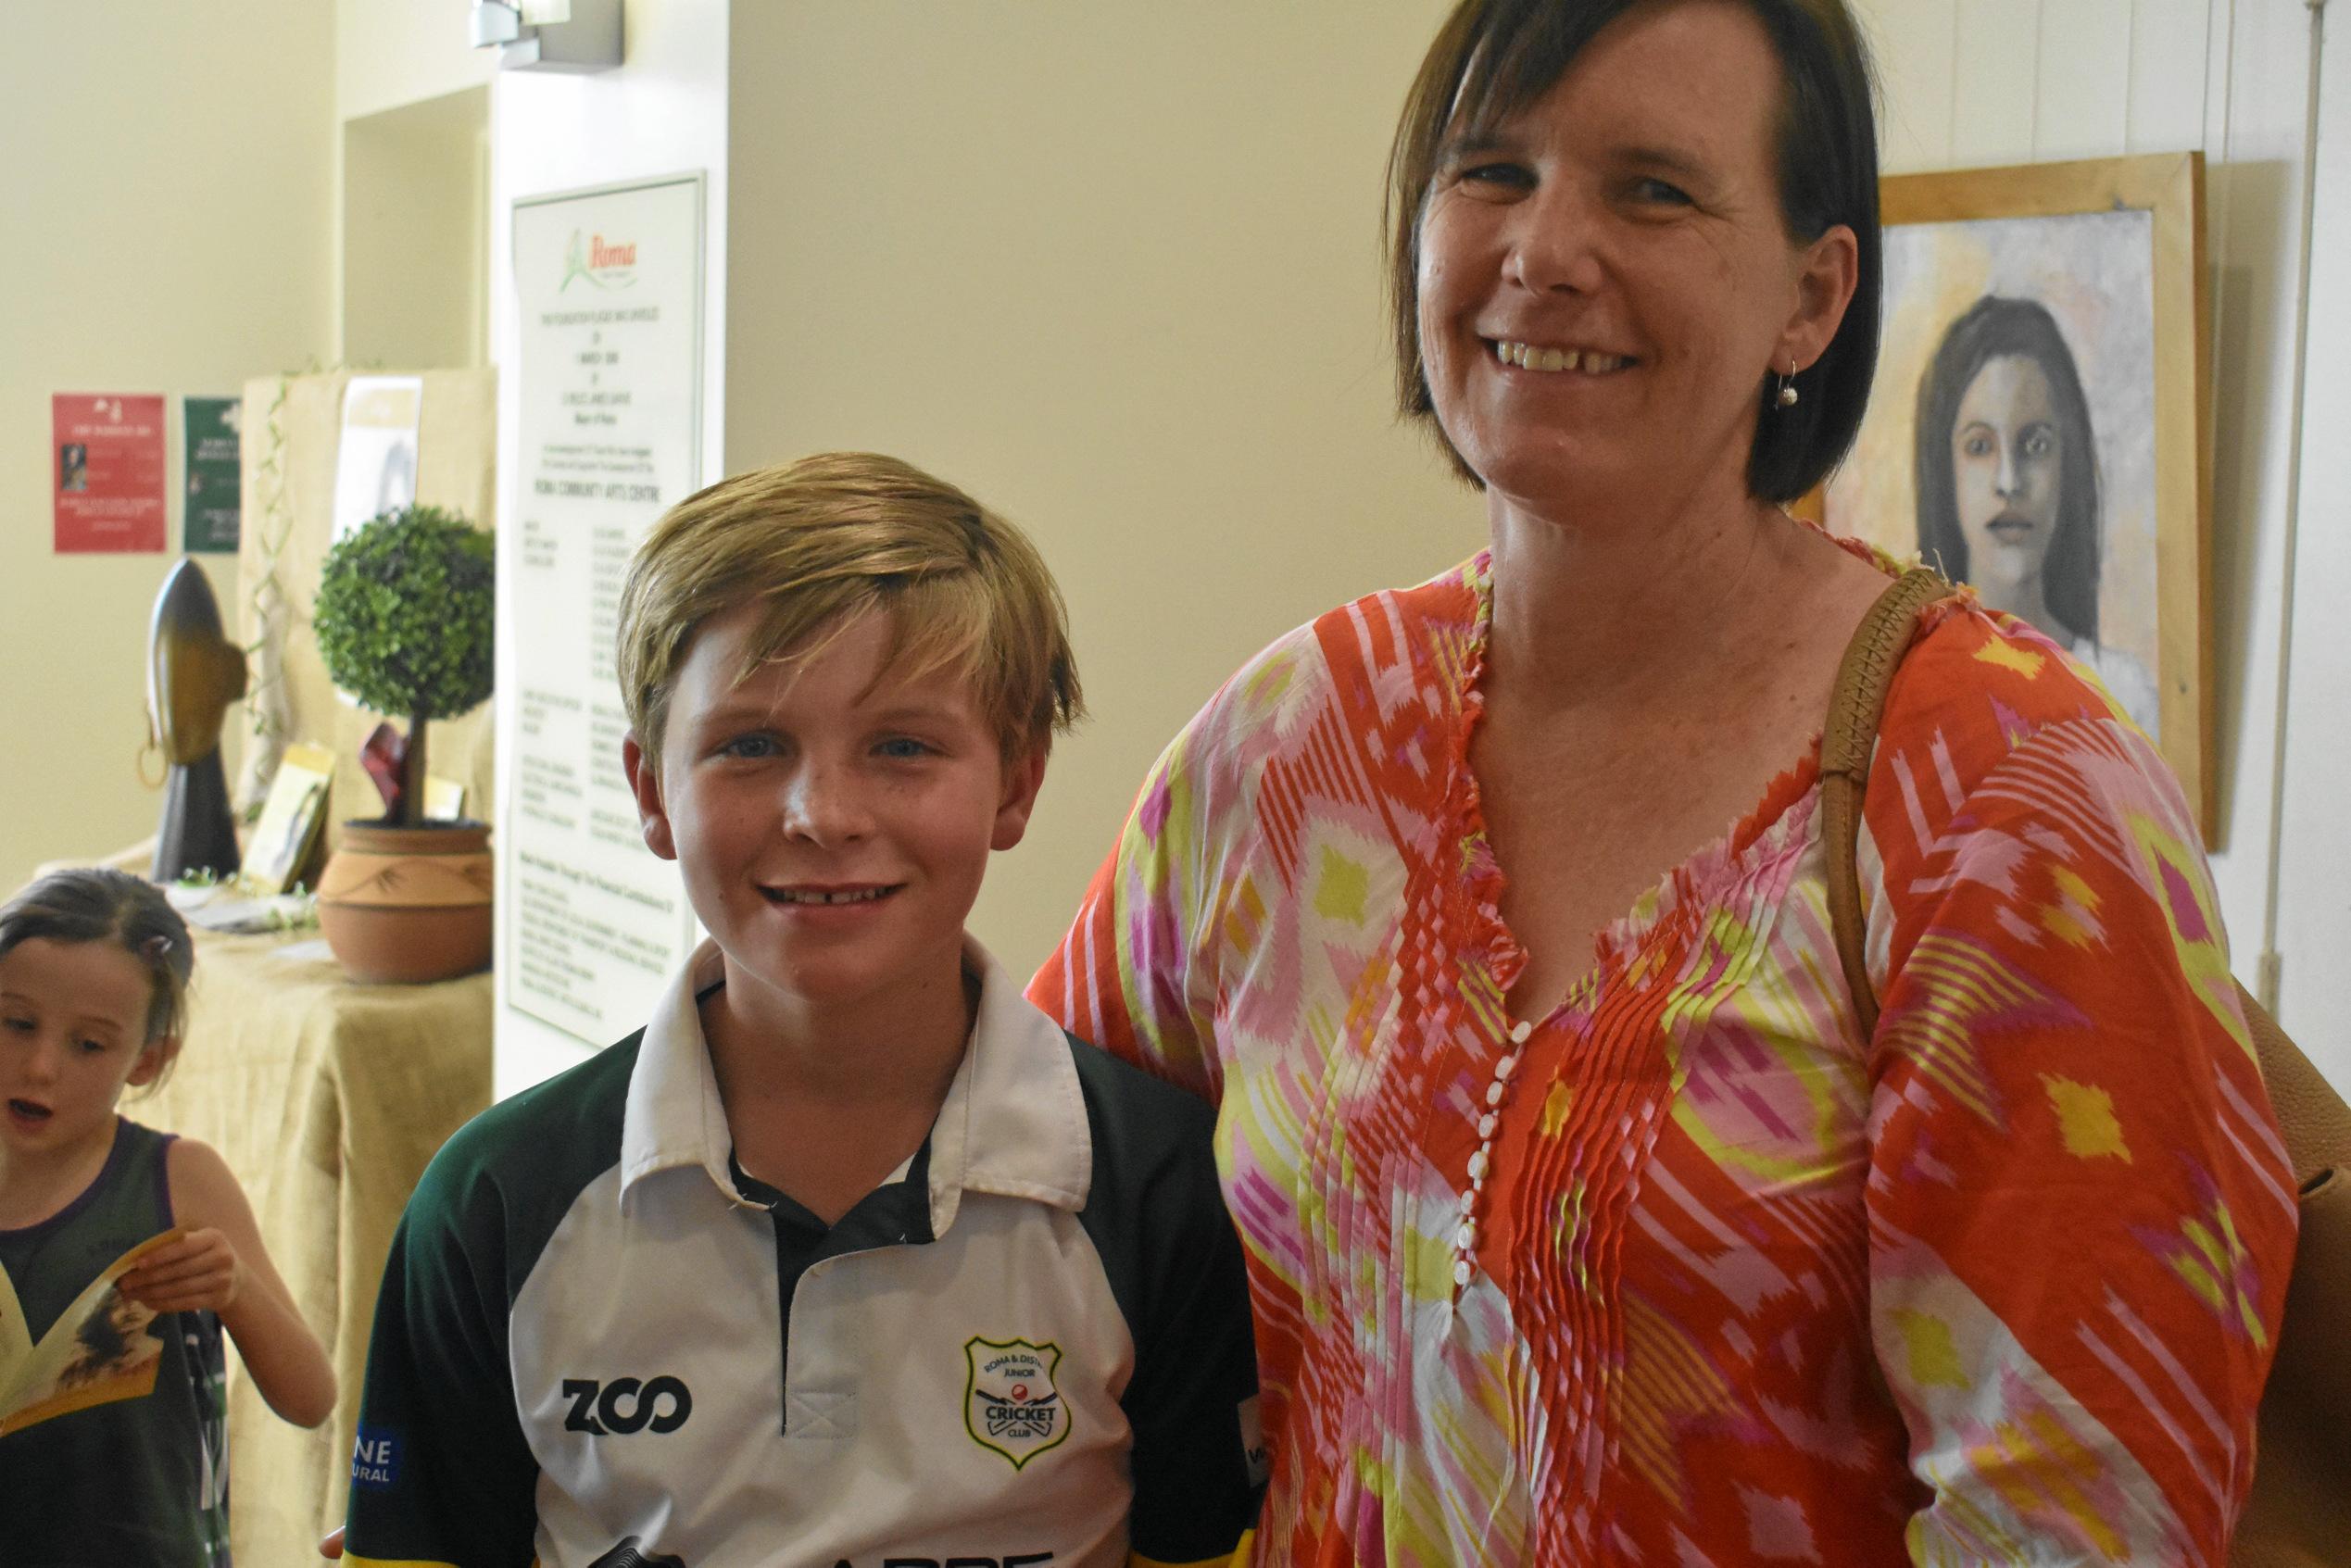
[467,1,522,48]
[497,0,620,72]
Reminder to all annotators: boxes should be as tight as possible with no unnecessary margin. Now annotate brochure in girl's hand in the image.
[0,1228,182,1436]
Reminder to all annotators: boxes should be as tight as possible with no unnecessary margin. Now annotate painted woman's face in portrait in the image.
[1951,354,2063,602]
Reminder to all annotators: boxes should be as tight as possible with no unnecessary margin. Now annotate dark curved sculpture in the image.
[148,558,248,882]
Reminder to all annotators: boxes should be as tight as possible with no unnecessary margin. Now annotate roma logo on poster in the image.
[54,393,166,553]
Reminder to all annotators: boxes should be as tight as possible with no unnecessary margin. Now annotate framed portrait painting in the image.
[1823,152,2213,838]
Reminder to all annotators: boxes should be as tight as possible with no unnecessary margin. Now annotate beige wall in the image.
[334,0,499,368]
[0,2,334,897]
[723,0,1486,974]
[337,0,497,126]
[345,87,491,371]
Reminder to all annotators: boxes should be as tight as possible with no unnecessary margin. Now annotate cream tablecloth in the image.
[126,926,492,1566]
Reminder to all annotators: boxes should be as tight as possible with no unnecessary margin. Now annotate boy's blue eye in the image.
[721,734,779,759]
[875,737,933,760]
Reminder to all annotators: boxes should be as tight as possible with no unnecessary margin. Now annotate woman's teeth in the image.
[1494,341,1628,374]
[772,887,890,905]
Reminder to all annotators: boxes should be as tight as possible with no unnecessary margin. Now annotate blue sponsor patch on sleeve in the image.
[351,1424,402,1489]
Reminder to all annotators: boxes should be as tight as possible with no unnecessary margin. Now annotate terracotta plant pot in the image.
[316,821,494,984]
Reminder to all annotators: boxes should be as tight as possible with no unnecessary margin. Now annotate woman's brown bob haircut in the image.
[616,452,1084,776]
[1386,0,1883,504]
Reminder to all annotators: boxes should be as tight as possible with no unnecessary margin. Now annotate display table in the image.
[125,925,492,1567]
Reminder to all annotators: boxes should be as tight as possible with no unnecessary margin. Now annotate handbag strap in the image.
[1819,567,1956,1039]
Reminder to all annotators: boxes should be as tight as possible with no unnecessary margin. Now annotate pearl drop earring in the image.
[1776,358,1801,409]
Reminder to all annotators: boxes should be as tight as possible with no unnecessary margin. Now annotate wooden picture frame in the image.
[1823,152,2213,840]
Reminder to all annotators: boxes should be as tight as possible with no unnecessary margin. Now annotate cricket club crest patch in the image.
[963,1336,1069,1469]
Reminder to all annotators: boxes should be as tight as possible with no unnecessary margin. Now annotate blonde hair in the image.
[617,452,1084,776]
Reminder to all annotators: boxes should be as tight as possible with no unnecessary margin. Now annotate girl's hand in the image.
[165,1140,337,1426]
[118,1228,242,1314]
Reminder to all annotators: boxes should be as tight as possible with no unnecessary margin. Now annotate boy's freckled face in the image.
[624,603,1045,1021]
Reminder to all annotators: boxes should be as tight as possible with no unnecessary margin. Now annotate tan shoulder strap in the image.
[2249,988,2351,1187]
[1820,568,1955,1038]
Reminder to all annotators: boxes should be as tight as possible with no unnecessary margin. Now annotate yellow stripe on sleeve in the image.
[1131,1526,1256,1568]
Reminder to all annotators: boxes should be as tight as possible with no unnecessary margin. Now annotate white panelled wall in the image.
[2273,2,2348,1082]
[1858,0,2344,1089]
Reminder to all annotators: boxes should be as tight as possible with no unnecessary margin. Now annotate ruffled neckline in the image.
[1447,535,1900,1024]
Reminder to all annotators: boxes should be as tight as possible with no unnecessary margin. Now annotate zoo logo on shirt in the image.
[562,1374,694,1435]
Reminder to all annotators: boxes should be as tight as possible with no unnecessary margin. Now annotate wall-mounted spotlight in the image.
[468,0,622,72]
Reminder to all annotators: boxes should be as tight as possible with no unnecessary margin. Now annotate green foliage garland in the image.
[314,505,495,722]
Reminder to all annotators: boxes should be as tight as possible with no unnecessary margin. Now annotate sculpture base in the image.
[154,749,241,884]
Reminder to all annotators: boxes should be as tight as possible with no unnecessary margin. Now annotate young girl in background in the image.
[0,868,335,1566]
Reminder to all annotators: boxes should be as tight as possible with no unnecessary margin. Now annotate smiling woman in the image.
[1387,0,1880,507]
[1032,0,2295,1562]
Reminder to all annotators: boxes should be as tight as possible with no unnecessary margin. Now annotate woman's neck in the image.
[1483,480,1784,708]
[0,1114,120,1231]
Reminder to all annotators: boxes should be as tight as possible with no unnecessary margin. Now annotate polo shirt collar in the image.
[619,939,742,1204]
[926,936,1091,1235]
[617,936,1092,1233]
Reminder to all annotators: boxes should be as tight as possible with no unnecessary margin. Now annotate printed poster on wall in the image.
[53,394,166,553]
[182,396,242,553]
[507,172,704,1045]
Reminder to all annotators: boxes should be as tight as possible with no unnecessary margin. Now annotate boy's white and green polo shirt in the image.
[344,938,1264,1568]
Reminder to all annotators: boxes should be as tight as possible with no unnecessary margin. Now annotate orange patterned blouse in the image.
[1032,549,2294,1566]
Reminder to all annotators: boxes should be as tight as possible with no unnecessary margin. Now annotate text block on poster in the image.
[183,395,242,553]
[506,173,705,1045]
[54,394,166,553]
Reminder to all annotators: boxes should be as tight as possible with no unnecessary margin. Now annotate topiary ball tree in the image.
[313,504,495,825]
